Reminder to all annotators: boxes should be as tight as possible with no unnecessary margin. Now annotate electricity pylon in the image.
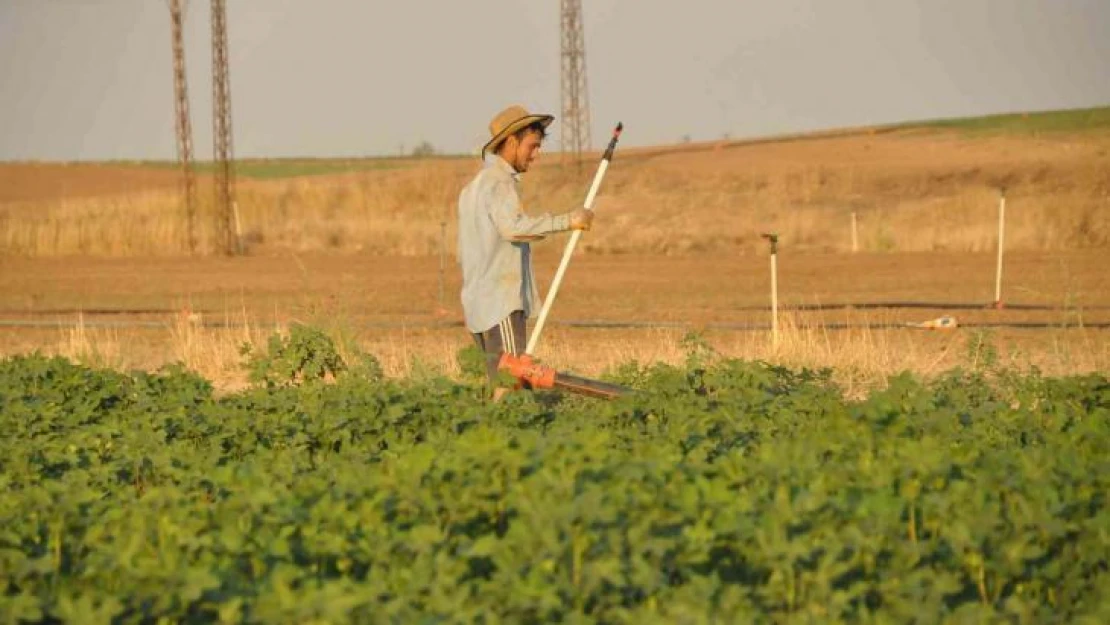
[211,0,237,255]
[167,0,197,253]
[560,0,591,167]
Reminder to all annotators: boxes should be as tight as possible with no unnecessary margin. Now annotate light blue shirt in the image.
[457,153,572,334]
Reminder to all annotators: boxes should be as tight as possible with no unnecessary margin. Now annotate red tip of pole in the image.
[614,122,623,137]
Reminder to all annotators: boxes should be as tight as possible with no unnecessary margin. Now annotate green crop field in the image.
[909,105,1110,136]
[3,326,1109,623]
[137,157,413,180]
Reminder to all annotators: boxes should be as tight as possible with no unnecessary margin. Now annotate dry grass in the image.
[2,131,1108,257]
[166,306,275,388]
[56,313,125,370]
[12,308,1105,397]
[538,314,1109,399]
[0,162,472,256]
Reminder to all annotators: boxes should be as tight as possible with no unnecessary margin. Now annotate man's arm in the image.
[486,180,572,242]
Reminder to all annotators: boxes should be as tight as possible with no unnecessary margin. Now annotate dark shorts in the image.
[471,310,527,385]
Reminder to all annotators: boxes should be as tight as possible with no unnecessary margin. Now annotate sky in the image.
[1,0,1109,161]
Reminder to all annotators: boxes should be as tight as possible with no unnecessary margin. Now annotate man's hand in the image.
[569,208,594,231]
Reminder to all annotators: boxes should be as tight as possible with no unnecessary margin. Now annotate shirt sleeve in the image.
[486,179,571,242]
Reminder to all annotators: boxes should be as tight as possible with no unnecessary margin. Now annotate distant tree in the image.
[681,134,692,144]
[411,141,436,157]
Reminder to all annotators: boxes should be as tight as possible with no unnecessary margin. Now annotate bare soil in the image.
[1,250,1106,327]
[0,163,188,204]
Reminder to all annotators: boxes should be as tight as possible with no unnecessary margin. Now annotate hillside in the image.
[2,106,1108,256]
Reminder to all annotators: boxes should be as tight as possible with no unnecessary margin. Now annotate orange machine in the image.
[497,353,634,400]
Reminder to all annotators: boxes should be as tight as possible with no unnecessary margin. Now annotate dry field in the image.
[3,125,1109,258]
[1,250,1106,395]
[1,114,1108,393]
[0,162,184,203]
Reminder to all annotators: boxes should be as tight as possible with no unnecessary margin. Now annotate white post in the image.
[770,251,779,345]
[994,188,1006,307]
[851,211,859,253]
[438,220,446,311]
[232,200,243,254]
[762,233,779,346]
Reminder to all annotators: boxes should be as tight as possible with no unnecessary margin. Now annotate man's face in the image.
[506,130,543,173]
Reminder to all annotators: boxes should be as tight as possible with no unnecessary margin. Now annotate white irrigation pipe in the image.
[994,188,1006,307]
[526,122,624,356]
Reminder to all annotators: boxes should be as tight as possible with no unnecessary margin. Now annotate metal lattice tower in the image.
[211,0,237,255]
[167,0,197,253]
[560,0,591,166]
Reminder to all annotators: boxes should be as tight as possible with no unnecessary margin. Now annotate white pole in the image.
[526,123,623,356]
[762,233,779,346]
[851,211,859,253]
[526,161,608,355]
[232,200,243,254]
[994,188,1006,307]
[770,250,779,345]
[438,220,446,311]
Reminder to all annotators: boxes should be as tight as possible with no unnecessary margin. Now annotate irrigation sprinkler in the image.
[525,121,624,356]
[761,232,780,346]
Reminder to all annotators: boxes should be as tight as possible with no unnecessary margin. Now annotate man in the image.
[457,104,593,399]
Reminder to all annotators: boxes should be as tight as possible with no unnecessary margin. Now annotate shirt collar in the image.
[484,152,521,181]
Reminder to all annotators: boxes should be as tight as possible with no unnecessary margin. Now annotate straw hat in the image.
[481,105,554,157]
